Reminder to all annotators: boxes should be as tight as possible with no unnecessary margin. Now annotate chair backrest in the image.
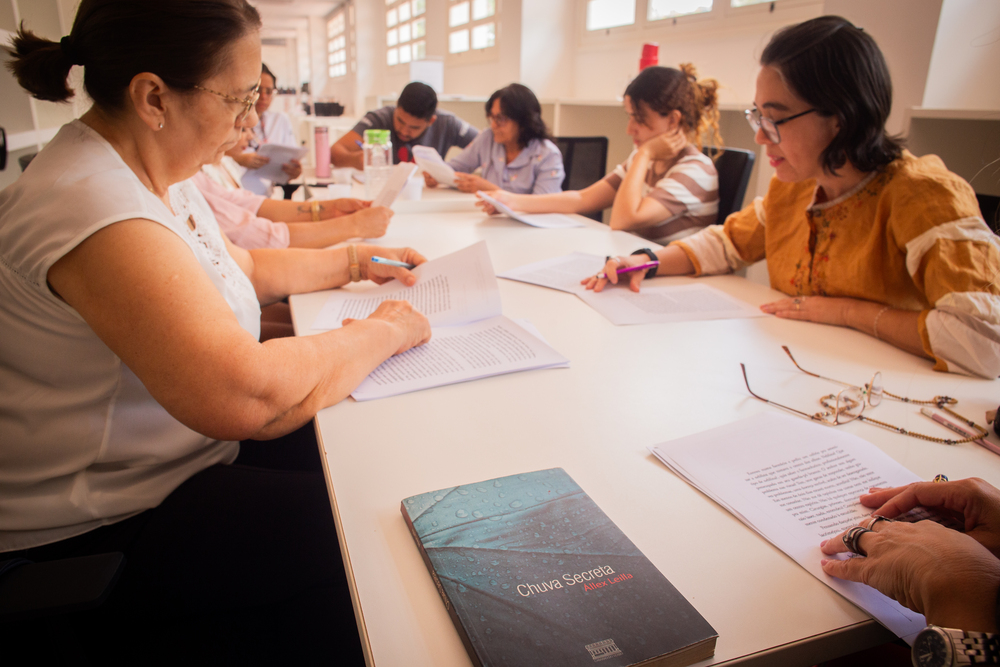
[703,146,756,225]
[554,136,609,222]
[18,153,37,172]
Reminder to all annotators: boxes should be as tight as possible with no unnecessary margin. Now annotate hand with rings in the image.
[821,513,1000,631]
[858,478,1000,558]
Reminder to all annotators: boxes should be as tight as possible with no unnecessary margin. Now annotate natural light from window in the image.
[449,0,496,54]
[386,0,426,66]
[648,0,713,20]
[327,11,347,78]
[586,0,635,31]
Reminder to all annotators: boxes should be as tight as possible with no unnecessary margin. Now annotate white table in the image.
[289,197,1000,667]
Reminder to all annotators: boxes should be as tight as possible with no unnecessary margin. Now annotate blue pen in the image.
[355,139,363,148]
[371,256,415,269]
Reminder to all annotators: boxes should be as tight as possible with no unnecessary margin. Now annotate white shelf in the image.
[7,127,60,152]
[907,108,1000,121]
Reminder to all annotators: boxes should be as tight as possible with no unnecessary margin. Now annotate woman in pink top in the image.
[195,128,392,249]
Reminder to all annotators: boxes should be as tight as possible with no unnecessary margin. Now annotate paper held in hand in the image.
[477,191,585,229]
[251,144,308,184]
[650,412,926,644]
[412,145,457,188]
[310,241,569,401]
[372,162,419,207]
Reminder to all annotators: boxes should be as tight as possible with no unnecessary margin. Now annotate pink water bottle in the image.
[314,126,331,179]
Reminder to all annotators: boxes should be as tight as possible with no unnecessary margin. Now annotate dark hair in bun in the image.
[7,0,261,110]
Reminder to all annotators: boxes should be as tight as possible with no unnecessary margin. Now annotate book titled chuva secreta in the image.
[401,468,717,667]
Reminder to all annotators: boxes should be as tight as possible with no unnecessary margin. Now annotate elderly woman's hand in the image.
[454,173,496,194]
[581,254,651,293]
[760,294,857,325]
[356,245,426,286]
[345,300,431,356]
[820,518,1000,631]
[348,207,392,239]
[327,198,371,216]
[862,479,1000,559]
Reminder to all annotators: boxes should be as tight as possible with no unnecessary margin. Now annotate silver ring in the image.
[843,526,872,556]
[864,515,894,530]
[793,297,803,310]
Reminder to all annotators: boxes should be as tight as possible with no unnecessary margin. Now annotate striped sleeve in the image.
[906,217,1000,378]
[601,149,635,190]
[672,196,767,275]
[639,152,718,236]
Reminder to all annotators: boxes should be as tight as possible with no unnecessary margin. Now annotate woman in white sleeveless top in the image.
[0,0,428,661]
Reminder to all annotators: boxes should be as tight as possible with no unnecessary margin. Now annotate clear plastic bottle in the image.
[363,129,393,200]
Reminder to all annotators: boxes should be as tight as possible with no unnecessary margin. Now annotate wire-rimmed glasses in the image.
[741,347,990,444]
[193,78,261,124]
[740,363,866,426]
[744,106,817,144]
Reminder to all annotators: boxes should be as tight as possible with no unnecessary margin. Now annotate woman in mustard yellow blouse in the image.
[586,15,1000,379]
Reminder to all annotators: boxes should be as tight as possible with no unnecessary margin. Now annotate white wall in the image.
[823,0,943,136]
[923,0,1000,109]
[520,0,574,99]
[569,1,824,105]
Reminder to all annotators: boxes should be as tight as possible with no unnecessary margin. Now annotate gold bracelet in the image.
[310,200,321,222]
[347,244,362,282]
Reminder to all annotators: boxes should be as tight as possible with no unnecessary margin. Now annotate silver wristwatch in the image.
[912,625,1000,666]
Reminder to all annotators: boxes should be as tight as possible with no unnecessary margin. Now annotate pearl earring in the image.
[158,123,163,129]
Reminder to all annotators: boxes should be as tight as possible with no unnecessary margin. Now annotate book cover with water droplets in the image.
[401,468,717,666]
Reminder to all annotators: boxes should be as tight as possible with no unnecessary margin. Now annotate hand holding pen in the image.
[582,254,660,294]
[356,248,425,286]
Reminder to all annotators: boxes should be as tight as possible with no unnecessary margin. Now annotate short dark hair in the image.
[261,62,275,86]
[397,82,437,120]
[7,0,261,110]
[624,64,721,150]
[486,84,550,149]
[761,15,902,174]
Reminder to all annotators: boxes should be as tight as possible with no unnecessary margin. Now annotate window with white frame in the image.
[730,0,773,6]
[647,0,712,21]
[586,0,635,31]
[327,10,347,78]
[386,0,427,67]
[448,0,496,54]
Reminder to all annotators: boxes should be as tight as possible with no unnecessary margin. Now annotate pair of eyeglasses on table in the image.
[741,346,990,445]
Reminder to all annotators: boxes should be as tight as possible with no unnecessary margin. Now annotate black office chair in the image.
[18,153,37,172]
[554,136,609,222]
[703,146,756,224]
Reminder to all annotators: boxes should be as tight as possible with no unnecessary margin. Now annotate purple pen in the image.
[598,261,659,280]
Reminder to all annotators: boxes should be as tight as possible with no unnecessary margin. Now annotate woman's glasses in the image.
[193,78,262,124]
[741,346,990,444]
[744,106,817,144]
[487,112,511,126]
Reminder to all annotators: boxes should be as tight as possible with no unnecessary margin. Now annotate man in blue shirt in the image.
[331,82,478,168]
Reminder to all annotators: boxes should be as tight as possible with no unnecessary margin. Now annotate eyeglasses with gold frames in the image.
[192,78,261,123]
[741,347,990,445]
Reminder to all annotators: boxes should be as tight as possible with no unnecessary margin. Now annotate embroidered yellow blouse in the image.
[674,151,1000,378]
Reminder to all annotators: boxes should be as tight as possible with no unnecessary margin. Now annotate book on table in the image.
[401,468,718,667]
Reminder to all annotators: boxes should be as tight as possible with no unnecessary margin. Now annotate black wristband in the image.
[631,248,659,280]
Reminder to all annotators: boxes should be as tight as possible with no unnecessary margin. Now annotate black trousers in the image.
[1,424,364,666]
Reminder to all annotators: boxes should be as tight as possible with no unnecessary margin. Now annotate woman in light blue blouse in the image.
[425,84,565,195]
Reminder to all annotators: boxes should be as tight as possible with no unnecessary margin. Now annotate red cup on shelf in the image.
[639,42,659,70]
